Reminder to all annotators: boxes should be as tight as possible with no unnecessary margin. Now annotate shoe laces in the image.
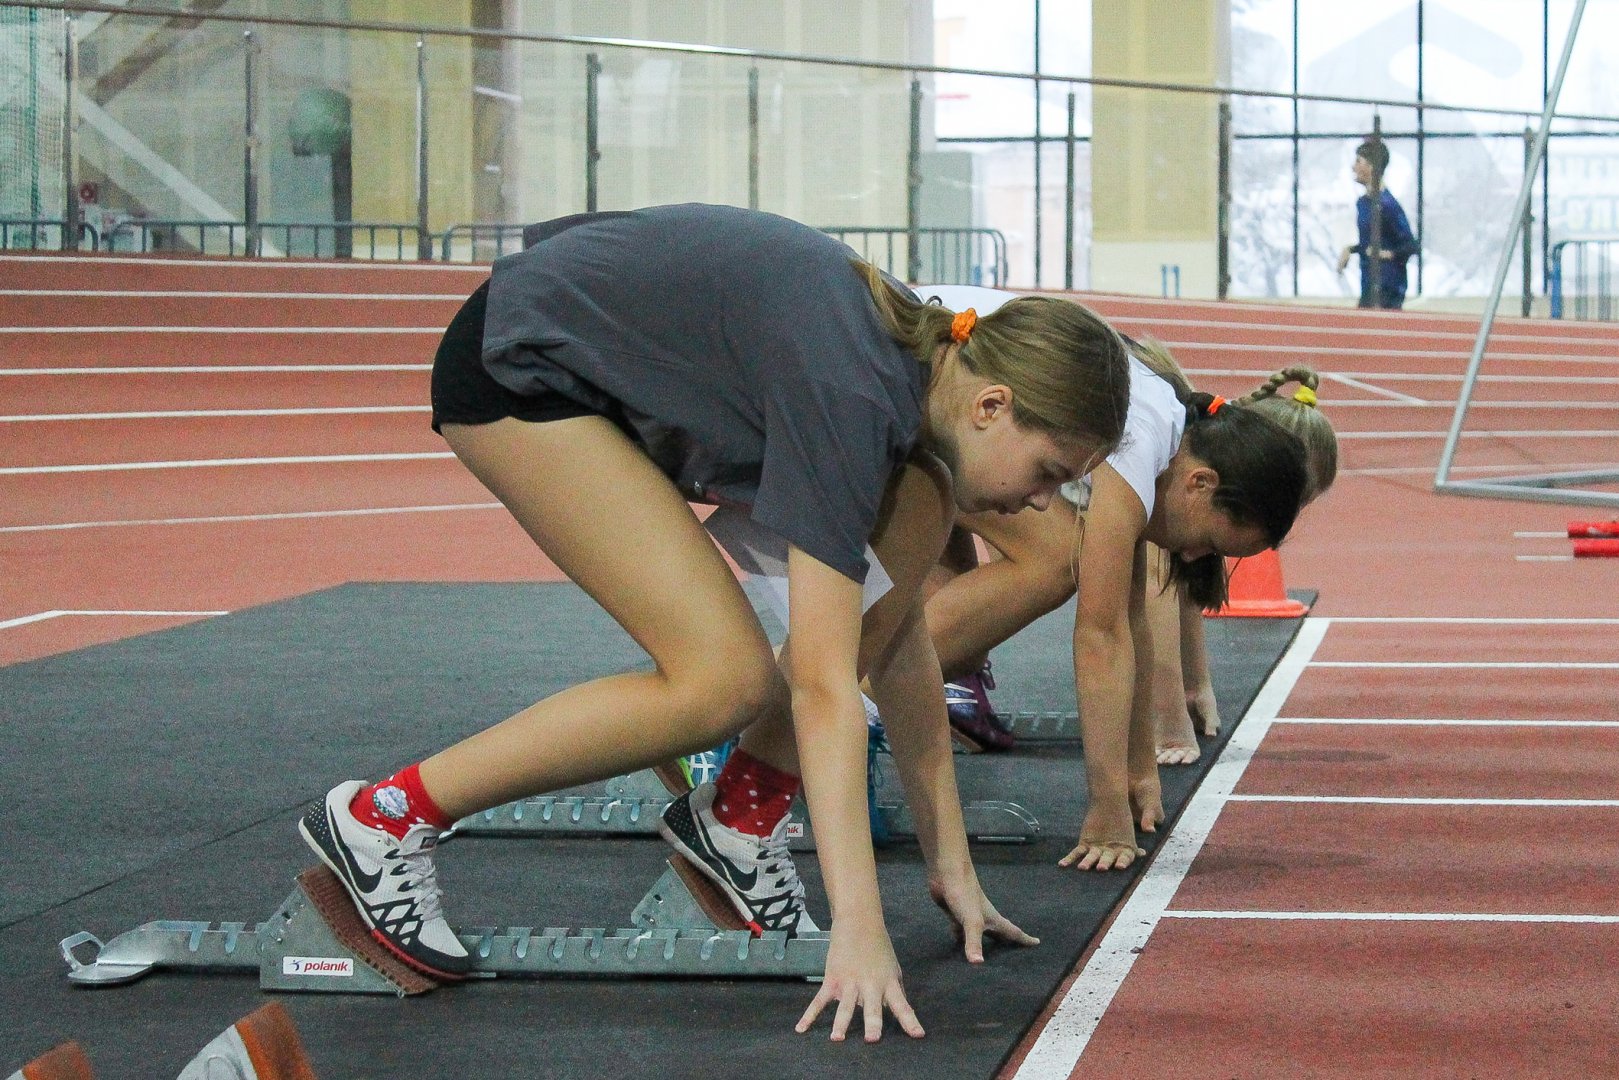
[759,819,808,908]
[390,825,448,925]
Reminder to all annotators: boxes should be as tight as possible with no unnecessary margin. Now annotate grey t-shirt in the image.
[480,204,924,582]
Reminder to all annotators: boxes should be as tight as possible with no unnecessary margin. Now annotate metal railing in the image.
[16,0,1619,296]
[1548,237,1619,321]
[823,226,1009,288]
[440,224,529,264]
[0,218,98,250]
[106,219,426,260]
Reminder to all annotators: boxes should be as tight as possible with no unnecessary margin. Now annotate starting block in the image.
[450,763,1044,845]
[62,858,829,997]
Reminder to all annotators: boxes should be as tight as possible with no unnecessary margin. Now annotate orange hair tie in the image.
[1207,395,1228,416]
[950,308,977,344]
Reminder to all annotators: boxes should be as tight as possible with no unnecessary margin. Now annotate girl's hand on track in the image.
[796,918,923,1043]
[1187,684,1222,736]
[1061,802,1145,871]
[927,871,1039,962]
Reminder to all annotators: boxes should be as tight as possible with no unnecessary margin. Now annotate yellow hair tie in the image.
[950,308,977,344]
[1292,386,1318,408]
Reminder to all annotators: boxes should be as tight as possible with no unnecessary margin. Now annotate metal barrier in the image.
[0,218,99,250]
[105,219,425,260]
[820,226,1009,287]
[1548,237,1619,320]
[440,223,529,263]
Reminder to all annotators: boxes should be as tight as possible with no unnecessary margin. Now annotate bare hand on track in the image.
[796,920,924,1043]
[927,872,1039,962]
[1061,802,1145,871]
[1187,684,1221,736]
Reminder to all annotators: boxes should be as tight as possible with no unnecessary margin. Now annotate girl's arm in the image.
[868,600,1038,960]
[1180,593,1221,736]
[786,546,923,1044]
[1060,464,1158,872]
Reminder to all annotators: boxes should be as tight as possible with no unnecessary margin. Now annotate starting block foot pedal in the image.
[268,866,439,996]
[633,856,750,933]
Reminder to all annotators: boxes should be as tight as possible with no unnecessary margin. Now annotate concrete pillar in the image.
[1090,0,1229,297]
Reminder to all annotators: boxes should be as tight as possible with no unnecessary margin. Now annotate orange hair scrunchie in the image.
[1207,395,1228,416]
[950,308,977,344]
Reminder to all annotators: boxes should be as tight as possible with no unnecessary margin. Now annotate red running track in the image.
[4,253,1618,1078]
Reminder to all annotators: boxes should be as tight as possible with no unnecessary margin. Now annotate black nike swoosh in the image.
[691,807,757,892]
[329,805,385,894]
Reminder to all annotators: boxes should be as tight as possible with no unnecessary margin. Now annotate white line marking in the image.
[0,326,440,335]
[1517,555,1577,562]
[1323,617,1619,624]
[0,406,430,422]
[0,290,467,300]
[1325,373,1427,404]
[1228,794,1619,807]
[1339,429,1619,439]
[1272,717,1619,727]
[1188,368,1619,386]
[0,452,455,475]
[0,253,490,271]
[1515,531,1571,538]
[0,365,431,375]
[1010,618,1330,1079]
[0,609,228,631]
[0,502,504,534]
[1307,401,1619,410]
[1161,340,1619,364]
[1309,660,1619,669]
[1161,910,1619,924]
[1344,463,1615,477]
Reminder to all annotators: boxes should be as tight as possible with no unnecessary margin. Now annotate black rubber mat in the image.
[0,583,1307,1077]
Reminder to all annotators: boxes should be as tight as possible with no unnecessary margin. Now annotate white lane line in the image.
[1162,910,1619,924]
[1188,368,1619,386]
[0,406,430,422]
[1303,401,1619,410]
[1324,617,1619,624]
[1272,717,1619,727]
[0,326,440,334]
[1110,316,1619,347]
[1010,618,1330,1079]
[1325,373,1427,404]
[0,502,503,534]
[1516,531,1571,538]
[0,254,490,271]
[0,365,431,375]
[1309,661,1619,669]
[1339,429,1619,439]
[1343,463,1613,477]
[0,452,455,475]
[1518,555,1577,562]
[1162,341,1619,364]
[0,290,468,300]
[0,609,228,631]
[1228,794,1619,807]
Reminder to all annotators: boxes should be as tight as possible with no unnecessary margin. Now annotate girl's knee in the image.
[669,647,785,745]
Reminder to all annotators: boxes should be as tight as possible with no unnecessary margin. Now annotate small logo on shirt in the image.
[372,785,410,821]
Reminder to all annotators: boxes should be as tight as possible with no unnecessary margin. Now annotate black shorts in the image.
[430,280,619,433]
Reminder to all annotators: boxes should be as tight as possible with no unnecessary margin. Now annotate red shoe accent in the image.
[368,928,468,983]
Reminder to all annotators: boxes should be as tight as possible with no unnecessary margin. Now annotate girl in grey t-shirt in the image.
[298,204,1130,1041]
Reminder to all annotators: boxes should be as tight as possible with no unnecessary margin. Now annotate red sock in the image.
[710,749,800,836]
[349,763,454,839]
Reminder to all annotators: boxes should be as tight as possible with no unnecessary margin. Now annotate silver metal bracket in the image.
[63,864,829,994]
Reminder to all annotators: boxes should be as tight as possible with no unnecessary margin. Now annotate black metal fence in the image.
[1549,237,1619,321]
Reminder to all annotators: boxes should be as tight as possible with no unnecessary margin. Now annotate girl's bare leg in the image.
[923,501,1081,681]
[418,417,785,819]
[739,453,956,773]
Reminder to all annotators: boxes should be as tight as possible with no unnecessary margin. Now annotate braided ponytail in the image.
[1238,366,1338,499]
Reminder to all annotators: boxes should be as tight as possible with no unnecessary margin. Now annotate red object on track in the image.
[1567,521,1619,538]
[1572,538,1619,558]
[1205,550,1310,618]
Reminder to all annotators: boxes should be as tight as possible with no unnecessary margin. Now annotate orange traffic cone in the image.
[1205,550,1309,618]
[10,1042,93,1080]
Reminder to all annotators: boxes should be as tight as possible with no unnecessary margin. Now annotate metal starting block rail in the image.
[451,769,1042,845]
[1002,711,1080,740]
[62,860,828,996]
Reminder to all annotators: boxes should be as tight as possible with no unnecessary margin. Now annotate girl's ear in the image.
[972,384,1013,428]
[1187,465,1220,493]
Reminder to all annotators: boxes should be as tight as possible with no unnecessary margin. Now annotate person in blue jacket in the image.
[1335,137,1418,309]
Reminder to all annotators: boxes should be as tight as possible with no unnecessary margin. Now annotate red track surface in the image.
[4,251,1617,1077]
